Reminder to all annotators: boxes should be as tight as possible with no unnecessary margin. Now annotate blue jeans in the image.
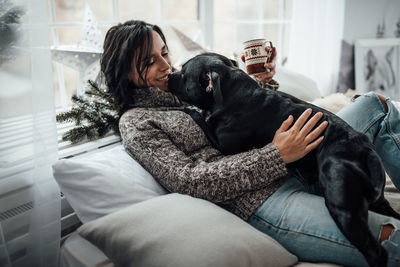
[249,92,400,266]
[336,92,400,189]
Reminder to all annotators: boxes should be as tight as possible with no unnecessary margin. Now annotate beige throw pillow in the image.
[78,193,298,267]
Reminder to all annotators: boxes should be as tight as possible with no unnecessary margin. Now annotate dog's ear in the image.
[204,71,219,93]
[206,71,223,105]
[229,59,238,67]
[204,72,213,93]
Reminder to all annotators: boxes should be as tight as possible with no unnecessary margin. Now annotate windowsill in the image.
[0,113,121,179]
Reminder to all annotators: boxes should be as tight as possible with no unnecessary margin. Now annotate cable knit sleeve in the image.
[257,79,279,91]
[119,107,288,203]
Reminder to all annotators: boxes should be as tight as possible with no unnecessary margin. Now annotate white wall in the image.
[343,0,400,42]
[337,0,400,92]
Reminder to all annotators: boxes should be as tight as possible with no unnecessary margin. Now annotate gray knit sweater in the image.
[119,85,289,221]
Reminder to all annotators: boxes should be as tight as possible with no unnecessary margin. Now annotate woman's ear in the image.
[128,67,143,87]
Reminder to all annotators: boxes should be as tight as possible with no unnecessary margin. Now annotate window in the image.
[213,0,292,65]
[48,0,291,108]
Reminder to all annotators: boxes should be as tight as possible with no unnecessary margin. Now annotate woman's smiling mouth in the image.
[157,75,169,81]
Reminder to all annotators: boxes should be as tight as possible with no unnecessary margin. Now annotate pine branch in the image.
[92,101,118,115]
[71,94,87,106]
[85,80,107,98]
[62,125,98,143]
[56,80,121,143]
[56,108,85,125]
[87,80,121,110]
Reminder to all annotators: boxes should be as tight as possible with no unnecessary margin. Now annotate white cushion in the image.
[60,232,110,267]
[275,67,321,101]
[52,145,167,223]
[78,193,298,267]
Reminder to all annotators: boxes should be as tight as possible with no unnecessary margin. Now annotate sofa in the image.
[53,67,400,267]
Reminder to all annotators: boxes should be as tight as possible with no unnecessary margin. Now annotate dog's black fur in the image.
[168,52,400,267]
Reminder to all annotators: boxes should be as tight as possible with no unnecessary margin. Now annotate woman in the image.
[101,20,400,266]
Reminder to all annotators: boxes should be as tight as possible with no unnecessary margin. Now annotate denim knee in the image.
[250,178,400,266]
[337,92,400,189]
[369,214,400,266]
[337,92,387,138]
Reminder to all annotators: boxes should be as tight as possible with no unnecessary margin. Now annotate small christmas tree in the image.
[56,80,121,143]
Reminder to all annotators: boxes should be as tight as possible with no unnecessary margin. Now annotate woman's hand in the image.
[272,108,328,164]
[241,46,277,83]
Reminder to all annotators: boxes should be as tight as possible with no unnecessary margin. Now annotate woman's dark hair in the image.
[101,20,168,113]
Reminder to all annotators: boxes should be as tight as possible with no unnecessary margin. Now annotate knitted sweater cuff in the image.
[261,143,288,178]
[258,79,279,91]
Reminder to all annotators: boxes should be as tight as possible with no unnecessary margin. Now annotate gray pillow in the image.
[78,193,298,267]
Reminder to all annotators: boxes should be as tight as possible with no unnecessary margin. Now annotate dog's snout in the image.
[167,72,181,92]
[168,72,180,80]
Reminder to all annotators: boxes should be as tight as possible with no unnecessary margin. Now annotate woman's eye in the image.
[162,52,169,57]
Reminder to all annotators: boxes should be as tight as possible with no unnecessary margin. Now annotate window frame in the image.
[212,0,291,63]
[48,0,291,108]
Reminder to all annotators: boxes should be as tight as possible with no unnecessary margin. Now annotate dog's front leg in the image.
[183,107,221,149]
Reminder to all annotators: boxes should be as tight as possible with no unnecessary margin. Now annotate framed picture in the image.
[355,38,400,100]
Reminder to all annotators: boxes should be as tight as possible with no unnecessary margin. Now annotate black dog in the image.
[168,53,400,267]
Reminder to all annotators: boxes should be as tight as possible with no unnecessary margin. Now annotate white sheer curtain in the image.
[0,0,60,266]
[286,0,345,96]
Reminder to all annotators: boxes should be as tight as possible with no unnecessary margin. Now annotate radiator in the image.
[0,113,120,266]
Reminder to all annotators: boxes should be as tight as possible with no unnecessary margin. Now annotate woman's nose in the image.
[160,57,171,70]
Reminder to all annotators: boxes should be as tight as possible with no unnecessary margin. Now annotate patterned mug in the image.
[243,39,273,75]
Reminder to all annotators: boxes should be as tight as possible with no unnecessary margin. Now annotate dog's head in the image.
[168,53,236,110]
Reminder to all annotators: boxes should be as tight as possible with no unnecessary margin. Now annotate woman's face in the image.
[129,30,172,91]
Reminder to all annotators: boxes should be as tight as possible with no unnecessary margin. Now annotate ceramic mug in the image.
[243,39,273,75]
